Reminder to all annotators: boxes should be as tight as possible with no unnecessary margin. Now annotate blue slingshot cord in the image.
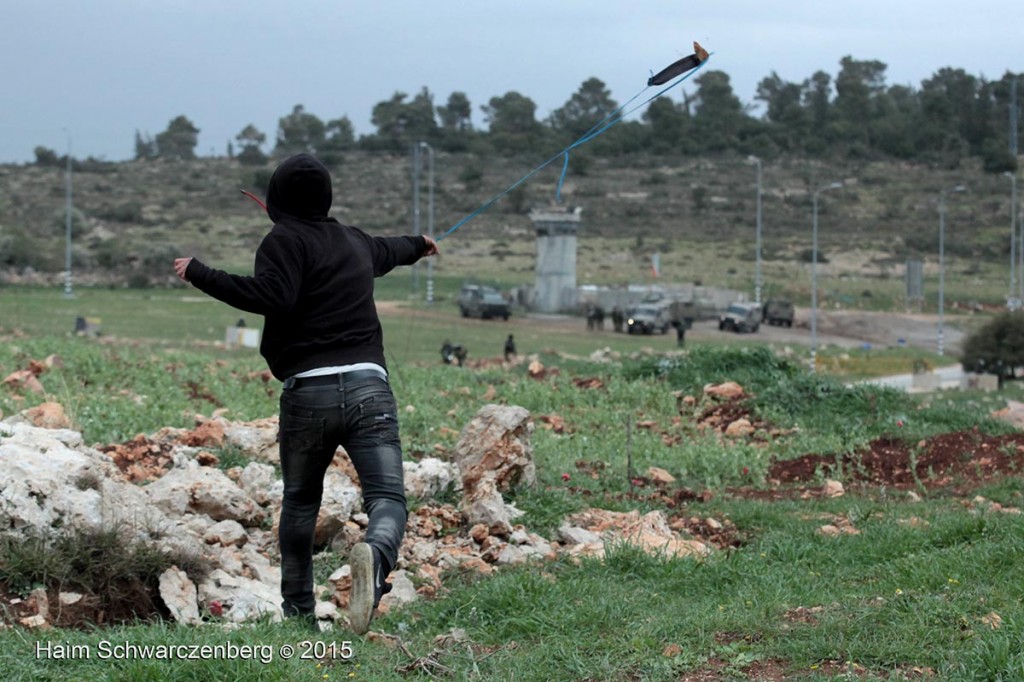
[553,85,650,203]
[437,53,711,241]
[556,152,571,203]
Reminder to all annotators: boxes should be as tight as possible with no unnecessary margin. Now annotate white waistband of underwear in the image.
[292,363,387,380]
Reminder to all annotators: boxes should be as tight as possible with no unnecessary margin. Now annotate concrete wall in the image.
[577,283,746,315]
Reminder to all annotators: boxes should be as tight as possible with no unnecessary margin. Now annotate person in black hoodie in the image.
[173,153,438,634]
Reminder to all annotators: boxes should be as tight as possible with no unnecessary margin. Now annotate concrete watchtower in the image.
[530,205,581,313]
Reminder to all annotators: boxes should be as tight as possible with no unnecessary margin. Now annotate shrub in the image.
[458,164,484,189]
[50,207,87,237]
[0,525,209,625]
[94,201,143,224]
[93,238,133,269]
[0,226,51,269]
[797,247,829,264]
[33,146,61,167]
[961,312,1024,382]
[236,145,268,166]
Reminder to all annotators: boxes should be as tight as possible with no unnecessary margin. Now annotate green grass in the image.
[4,506,1023,680]
[3,291,1024,679]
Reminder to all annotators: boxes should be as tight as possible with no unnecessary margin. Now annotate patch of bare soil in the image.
[98,434,177,481]
[0,584,167,630]
[770,428,1024,491]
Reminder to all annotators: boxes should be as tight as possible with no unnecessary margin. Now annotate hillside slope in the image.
[0,152,1015,289]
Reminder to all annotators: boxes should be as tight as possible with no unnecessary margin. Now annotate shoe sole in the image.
[349,542,374,635]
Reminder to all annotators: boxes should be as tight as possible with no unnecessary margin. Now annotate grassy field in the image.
[2,290,1024,680]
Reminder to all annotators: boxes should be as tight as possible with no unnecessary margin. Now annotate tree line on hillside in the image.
[32,57,1022,174]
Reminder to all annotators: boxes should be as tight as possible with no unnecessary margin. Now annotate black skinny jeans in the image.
[277,375,407,617]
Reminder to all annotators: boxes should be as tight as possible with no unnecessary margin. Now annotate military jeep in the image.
[457,285,511,320]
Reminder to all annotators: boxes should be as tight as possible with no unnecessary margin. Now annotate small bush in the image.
[93,239,133,269]
[33,146,61,167]
[458,165,484,189]
[798,247,829,264]
[236,145,268,167]
[94,201,143,224]
[0,525,209,625]
[961,312,1024,382]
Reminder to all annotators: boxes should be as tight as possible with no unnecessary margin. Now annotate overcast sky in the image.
[3,0,1021,164]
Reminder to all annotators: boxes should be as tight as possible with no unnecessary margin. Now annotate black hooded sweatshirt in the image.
[185,154,427,380]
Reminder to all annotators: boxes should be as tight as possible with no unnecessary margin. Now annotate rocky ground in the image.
[0,396,720,633]
[2,364,1021,635]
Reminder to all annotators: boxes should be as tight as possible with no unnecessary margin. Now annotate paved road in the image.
[379,300,968,356]
[854,364,966,391]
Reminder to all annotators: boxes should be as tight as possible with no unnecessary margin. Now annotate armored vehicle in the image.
[458,285,511,320]
[718,302,761,333]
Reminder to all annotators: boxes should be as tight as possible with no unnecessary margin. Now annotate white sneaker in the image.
[349,542,375,635]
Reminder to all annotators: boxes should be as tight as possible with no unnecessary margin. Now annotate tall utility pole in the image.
[748,155,763,305]
[419,142,435,304]
[1010,77,1019,158]
[64,131,73,298]
[810,181,843,373]
[1008,171,1019,305]
[411,142,421,294]
[938,185,967,356]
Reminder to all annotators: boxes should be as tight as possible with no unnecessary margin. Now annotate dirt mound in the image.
[770,429,1024,490]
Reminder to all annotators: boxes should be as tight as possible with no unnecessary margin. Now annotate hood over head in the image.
[265,153,332,222]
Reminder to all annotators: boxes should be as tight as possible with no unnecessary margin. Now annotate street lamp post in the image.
[748,155,763,305]
[810,181,843,373]
[419,141,435,304]
[63,131,73,298]
[1018,183,1023,302]
[1007,171,1019,305]
[938,184,966,356]
[411,143,421,293]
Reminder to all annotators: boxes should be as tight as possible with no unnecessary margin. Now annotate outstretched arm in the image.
[172,232,304,315]
[370,234,438,277]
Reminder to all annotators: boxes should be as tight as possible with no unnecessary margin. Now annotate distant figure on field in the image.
[441,340,454,365]
[674,317,693,348]
[611,306,624,333]
[504,334,517,361]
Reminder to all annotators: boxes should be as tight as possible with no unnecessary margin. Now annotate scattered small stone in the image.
[19,614,49,629]
[58,592,83,606]
[314,601,339,621]
[195,451,220,467]
[23,402,71,429]
[703,382,745,401]
[724,418,754,437]
[662,643,683,657]
[646,466,675,485]
[981,611,1003,629]
[469,523,489,543]
[823,480,845,498]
